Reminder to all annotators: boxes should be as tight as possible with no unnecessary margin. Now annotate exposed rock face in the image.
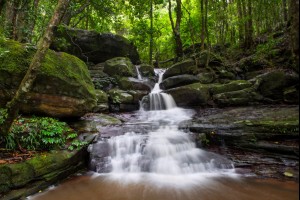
[0,40,97,118]
[50,26,140,64]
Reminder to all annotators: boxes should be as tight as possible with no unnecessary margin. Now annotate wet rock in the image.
[209,80,253,95]
[93,90,109,112]
[118,77,151,91]
[166,83,210,107]
[160,74,200,90]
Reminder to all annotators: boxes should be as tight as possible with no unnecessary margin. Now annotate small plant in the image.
[1,116,79,151]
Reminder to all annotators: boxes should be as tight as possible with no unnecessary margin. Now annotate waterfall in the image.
[89,68,236,185]
[142,69,177,111]
[135,65,143,80]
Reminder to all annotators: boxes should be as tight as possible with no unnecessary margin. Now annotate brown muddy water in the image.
[29,174,299,200]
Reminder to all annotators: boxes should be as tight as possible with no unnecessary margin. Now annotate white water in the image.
[135,65,143,80]
[93,69,236,186]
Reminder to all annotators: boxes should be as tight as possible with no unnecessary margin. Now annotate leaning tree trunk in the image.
[0,0,70,136]
[289,0,299,72]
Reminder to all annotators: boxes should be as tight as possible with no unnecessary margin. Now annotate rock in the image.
[160,74,200,90]
[254,70,299,100]
[213,87,263,106]
[0,149,88,198]
[195,50,223,68]
[118,77,151,91]
[197,72,216,84]
[163,58,197,79]
[108,89,133,104]
[0,40,97,118]
[128,90,149,104]
[166,83,210,107]
[234,56,271,73]
[139,64,155,77]
[93,90,109,112]
[284,86,299,104]
[184,106,299,152]
[210,80,253,95]
[103,57,135,78]
[51,26,140,64]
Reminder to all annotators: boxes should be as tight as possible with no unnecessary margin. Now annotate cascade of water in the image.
[90,68,236,184]
[135,65,143,80]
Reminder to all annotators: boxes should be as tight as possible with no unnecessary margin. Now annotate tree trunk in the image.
[283,0,288,23]
[200,0,205,50]
[237,0,244,46]
[168,0,183,59]
[0,0,70,136]
[149,0,153,65]
[289,0,299,72]
[244,0,253,49]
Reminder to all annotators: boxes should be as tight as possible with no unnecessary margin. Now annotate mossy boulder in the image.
[254,70,299,100]
[166,83,210,107]
[0,40,97,118]
[0,149,88,198]
[139,63,155,77]
[209,80,253,95]
[103,57,135,78]
[108,89,133,104]
[163,59,197,79]
[160,74,200,90]
[234,56,271,73]
[284,86,299,104]
[50,26,140,64]
[213,87,263,106]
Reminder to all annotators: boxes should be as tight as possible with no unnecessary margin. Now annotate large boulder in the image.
[50,26,140,64]
[253,70,299,100]
[0,40,97,118]
[166,83,210,107]
[118,77,151,91]
[160,74,200,90]
[163,59,197,79]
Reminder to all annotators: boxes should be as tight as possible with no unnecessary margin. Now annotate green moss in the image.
[108,89,133,104]
[95,89,108,103]
[7,162,35,187]
[0,40,32,73]
[210,80,252,95]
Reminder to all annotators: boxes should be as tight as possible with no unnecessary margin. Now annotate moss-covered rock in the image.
[0,149,88,198]
[160,74,200,90]
[103,57,135,78]
[213,87,263,106]
[108,89,133,104]
[0,39,97,118]
[139,63,155,77]
[197,72,216,84]
[209,80,253,95]
[284,86,299,104]
[93,89,109,112]
[163,58,197,79]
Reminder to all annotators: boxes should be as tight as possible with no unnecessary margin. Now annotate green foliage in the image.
[0,108,8,125]
[0,116,86,151]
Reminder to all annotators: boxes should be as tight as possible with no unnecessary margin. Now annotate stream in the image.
[29,69,299,200]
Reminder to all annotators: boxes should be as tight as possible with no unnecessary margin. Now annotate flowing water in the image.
[29,69,299,200]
